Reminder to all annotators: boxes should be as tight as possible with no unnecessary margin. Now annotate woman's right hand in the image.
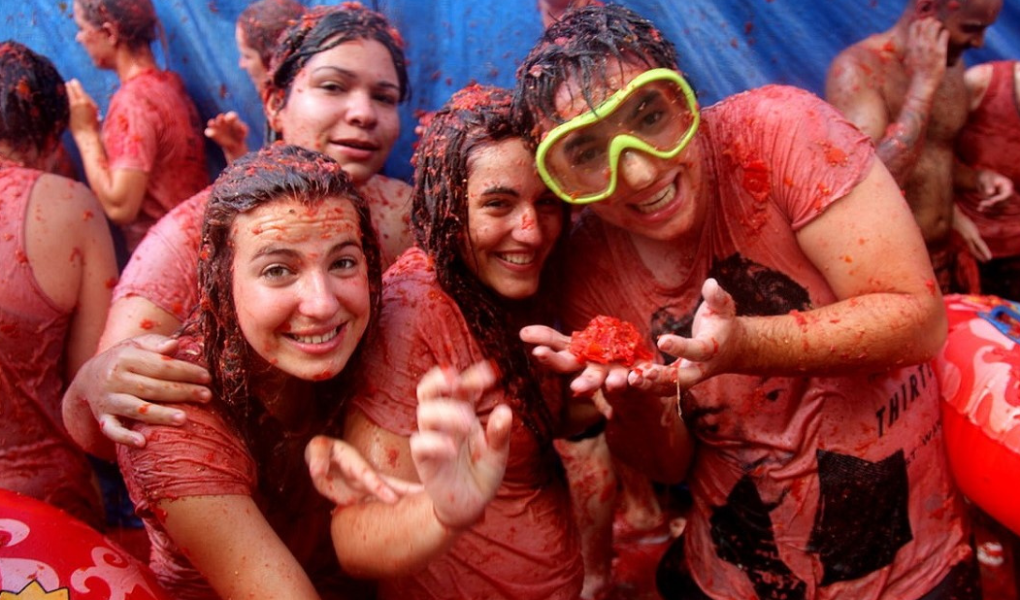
[68,334,212,447]
[205,111,250,163]
[410,362,512,531]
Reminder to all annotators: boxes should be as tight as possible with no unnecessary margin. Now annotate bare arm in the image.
[331,364,511,578]
[639,159,944,390]
[24,174,118,379]
[66,79,149,225]
[62,295,209,459]
[826,20,947,186]
[158,494,321,600]
[331,408,462,577]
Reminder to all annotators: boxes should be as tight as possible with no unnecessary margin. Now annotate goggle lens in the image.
[537,69,699,204]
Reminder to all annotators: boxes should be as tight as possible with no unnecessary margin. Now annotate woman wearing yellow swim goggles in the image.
[536,68,700,205]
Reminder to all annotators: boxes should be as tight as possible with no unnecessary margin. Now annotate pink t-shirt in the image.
[103,69,208,251]
[114,188,209,322]
[0,163,104,529]
[353,248,583,600]
[118,336,371,600]
[563,86,969,600]
[955,60,1020,259]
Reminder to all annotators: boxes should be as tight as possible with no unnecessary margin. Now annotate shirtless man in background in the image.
[827,0,1003,293]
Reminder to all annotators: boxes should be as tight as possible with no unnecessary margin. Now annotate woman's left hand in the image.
[306,435,422,506]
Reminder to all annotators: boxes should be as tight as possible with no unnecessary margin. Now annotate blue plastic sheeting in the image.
[2,1,1017,183]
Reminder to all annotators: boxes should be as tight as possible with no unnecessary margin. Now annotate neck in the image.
[0,145,40,169]
[252,369,312,429]
[115,46,157,82]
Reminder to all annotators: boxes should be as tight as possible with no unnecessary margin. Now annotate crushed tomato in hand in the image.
[569,315,653,366]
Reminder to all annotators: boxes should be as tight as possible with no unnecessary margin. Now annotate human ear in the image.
[915,0,936,17]
[264,92,284,133]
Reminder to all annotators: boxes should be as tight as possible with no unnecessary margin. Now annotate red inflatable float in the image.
[936,294,1020,535]
[0,488,170,599]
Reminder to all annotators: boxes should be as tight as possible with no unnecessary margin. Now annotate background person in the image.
[67,0,209,257]
[0,40,119,530]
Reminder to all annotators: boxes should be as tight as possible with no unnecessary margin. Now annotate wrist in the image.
[431,502,474,535]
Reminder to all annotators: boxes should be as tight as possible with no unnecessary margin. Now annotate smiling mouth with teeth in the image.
[288,326,341,345]
[499,253,536,266]
[632,183,676,215]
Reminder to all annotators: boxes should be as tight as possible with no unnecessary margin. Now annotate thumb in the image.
[485,404,513,457]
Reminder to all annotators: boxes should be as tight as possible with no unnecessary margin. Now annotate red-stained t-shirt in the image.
[118,336,371,600]
[353,248,584,600]
[113,175,409,322]
[103,69,208,252]
[0,163,104,529]
[114,188,209,322]
[955,60,1020,259]
[562,86,969,600]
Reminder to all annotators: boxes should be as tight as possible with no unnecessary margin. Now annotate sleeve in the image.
[118,401,256,506]
[352,260,487,436]
[721,86,875,231]
[102,81,160,173]
[113,189,208,320]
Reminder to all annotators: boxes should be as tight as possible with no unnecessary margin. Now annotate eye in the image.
[373,91,400,106]
[570,144,605,167]
[537,195,561,210]
[320,81,343,93]
[330,252,364,275]
[483,197,510,210]
[261,263,294,280]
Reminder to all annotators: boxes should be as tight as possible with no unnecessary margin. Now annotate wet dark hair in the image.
[75,0,157,49]
[0,41,68,156]
[265,2,409,112]
[237,0,306,69]
[412,84,569,447]
[188,142,382,449]
[513,3,681,142]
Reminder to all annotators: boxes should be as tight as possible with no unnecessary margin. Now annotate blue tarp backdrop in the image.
[2,1,1017,183]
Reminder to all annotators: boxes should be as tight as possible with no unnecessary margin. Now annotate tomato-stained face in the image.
[462,138,564,300]
[232,196,371,382]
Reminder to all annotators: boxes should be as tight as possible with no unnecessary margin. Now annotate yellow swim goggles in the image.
[536,68,700,205]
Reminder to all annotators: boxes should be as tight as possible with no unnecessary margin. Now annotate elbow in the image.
[918,297,948,361]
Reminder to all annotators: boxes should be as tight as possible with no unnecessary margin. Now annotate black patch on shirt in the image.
[807,449,913,585]
[710,475,807,600]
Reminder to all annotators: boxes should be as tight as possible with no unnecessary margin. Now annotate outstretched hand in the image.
[519,325,631,417]
[410,362,512,531]
[629,278,739,395]
[305,435,423,506]
[71,334,212,447]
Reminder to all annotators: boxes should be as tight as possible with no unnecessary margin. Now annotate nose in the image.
[299,272,341,319]
[346,91,378,129]
[619,150,657,191]
[512,205,544,245]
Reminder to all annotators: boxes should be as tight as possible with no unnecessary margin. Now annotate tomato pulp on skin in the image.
[569,315,653,366]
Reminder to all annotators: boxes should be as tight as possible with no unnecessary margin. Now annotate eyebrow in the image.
[252,239,362,260]
[480,186,521,197]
